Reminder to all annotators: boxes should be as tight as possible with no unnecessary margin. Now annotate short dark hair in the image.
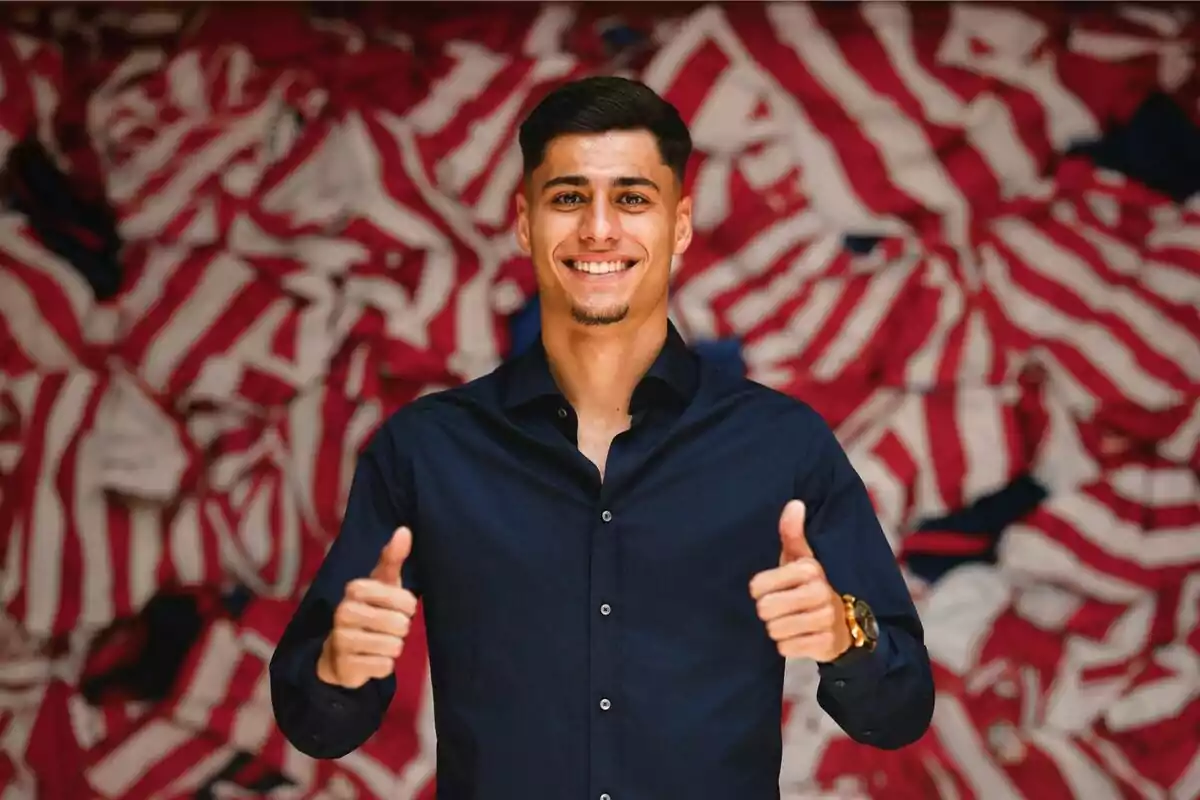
[518,76,692,185]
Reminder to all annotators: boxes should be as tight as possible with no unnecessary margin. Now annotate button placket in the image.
[591,484,621,796]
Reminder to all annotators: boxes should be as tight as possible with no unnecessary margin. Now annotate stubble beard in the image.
[571,303,630,326]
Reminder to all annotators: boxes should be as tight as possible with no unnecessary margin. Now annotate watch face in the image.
[854,599,879,640]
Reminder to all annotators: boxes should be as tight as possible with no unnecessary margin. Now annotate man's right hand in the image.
[317,526,418,690]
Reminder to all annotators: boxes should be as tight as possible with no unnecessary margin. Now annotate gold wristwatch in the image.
[841,594,879,652]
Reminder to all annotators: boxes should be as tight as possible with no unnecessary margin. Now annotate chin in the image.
[571,304,630,326]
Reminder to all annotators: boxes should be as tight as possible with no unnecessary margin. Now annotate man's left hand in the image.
[749,500,853,662]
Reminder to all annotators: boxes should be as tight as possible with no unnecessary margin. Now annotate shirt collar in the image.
[503,321,699,412]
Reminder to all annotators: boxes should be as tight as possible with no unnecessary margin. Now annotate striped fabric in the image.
[0,3,1197,797]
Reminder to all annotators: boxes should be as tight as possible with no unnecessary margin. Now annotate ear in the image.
[515,191,531,255]
[673,195,693,256]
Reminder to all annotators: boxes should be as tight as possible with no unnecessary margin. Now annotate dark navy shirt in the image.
[270,323,934,800]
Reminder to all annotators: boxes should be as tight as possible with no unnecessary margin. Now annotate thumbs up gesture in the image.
[748,500,852,662]
[317,526,419,689]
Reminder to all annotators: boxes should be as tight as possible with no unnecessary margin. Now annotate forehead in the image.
[537,130,670,183]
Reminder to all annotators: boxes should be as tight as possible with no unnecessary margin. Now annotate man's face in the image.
[515,130,692,328]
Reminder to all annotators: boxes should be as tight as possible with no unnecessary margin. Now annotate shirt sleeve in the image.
[795,409,935,750]
[269,421,420,759]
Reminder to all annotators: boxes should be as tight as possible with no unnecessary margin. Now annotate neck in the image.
[542,314,669,421]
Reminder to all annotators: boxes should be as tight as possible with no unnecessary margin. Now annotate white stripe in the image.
[920,564,1011,675]
[406,41,507,134]
[170,498,208,585]
[743,278,844,369]
[997,217,1200,380]
[87,718,195,796]
[672,210,821,340]
[140,253,254,391]
[522,4,576,57]
[867,3,1043,200]
[1109,464,1197,505]
[120,99,279,240]
[852,457,908,546]
[1084,733,1168,800]
[1118,5,1186,37]
[27,374,95,635]
[436,54,577,196]
[1053,492,1200,566]
[174,623,241,732]
[1173,747,1200,800]
[769,3,970,244]
[275,465,303,596]
[0,267,78,371]
[727,231,843,334]
[474,141,523,227]
[1162,400,1200,464]
[982,243,1180,410]
[0,218,94,322]
[1105,644,1200,730]
[230,674,275,750]
[644,5,883,232]
[75,427,115,631]
[939,5,1100,150]
[164,745,236,795]
[1027,730,1123,800]
[933,694,1024,799]
[957,388,1014,503]
[114,246,184,327]
[960,306,998,384]
[106,115,197,204]
[385,111,508,382]
[128,499,163,612]
[812,256,916,380]
[903,256,962,388]
[890,393,943,518]
[1141,257,1200,309]
[1000,526,1151,603]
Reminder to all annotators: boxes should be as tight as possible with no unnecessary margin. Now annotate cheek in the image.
[629,214,672,250]
[531,216,574,257]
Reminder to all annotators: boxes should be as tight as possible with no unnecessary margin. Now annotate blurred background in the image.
[0,1,1197,797]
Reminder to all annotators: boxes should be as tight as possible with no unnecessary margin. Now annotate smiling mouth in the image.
[562,258,638,275]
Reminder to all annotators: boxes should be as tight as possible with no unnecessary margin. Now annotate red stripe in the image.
[738,7,930,225]
[903,530,993,557]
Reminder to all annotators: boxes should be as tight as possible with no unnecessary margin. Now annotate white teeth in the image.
[569,260,628,275]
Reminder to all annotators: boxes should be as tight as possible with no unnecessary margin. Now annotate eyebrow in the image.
[541,175,660,193]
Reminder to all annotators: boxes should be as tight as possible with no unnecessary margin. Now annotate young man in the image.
[270,76,934,799]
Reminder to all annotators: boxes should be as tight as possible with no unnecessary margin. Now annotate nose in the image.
[578,197,619,245]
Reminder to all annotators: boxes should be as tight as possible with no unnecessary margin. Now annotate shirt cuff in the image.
[817,626,891,688]
[287,643,383,753]
[300,647,382,715]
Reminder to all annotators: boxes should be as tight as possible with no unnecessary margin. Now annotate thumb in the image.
[370,526,412,584]
[778,500,813,564]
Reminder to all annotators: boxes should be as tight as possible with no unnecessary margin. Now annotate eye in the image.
[551,192,585,207]
[618,194,650,207]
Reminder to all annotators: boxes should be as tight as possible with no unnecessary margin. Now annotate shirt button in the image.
[557,407,568,419]
[600,603,612,616]
[599,698,612,711]
[834,679,846,689]
[601,510,613,522]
